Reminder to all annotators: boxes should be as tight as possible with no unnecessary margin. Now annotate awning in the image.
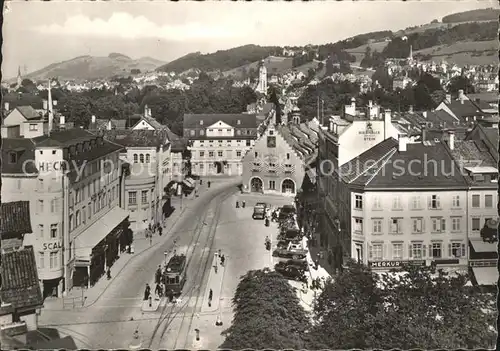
[472,267,498,286]
[470,239,497,253]
[182,178,195,188]
[74,207,129,261]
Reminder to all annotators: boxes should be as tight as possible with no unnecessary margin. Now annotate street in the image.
[38,185,295,350]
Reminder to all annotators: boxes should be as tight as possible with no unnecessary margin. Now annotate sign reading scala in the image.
[369,260,426,268]
[42,242,62,250]
[358,122,380,141]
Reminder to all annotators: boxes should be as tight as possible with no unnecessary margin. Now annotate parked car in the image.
[256,202,270,210]
[252,204,266,220]
[275,262,307,282]
[272,248,308,260]
[279,204,296,221]
[276,239,301,249]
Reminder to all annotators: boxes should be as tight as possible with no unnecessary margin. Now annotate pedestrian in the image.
[106,267,111,280]
[149,234,152,246]
[167,289,174,303]
[155,283,161,297]
[158,227,163,236]
[155,265,162,284]
[208,288,213,307]
[214,264,218,274]
[144,284,151,301]
[220,254,225,267]
[218,249,222,257]
[126,245,130,254]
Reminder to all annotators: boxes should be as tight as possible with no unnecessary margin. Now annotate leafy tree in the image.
[448,76,475,95]
[419,72,442,92]
[310,261,496,349]
[325,56,335,76]
[130,68,141,75]
[58,94,93,128]
[339,61,352,74]
[220,269,311,349]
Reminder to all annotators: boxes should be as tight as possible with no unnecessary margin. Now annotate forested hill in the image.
[156,45,282,73]
[442,8,500,23]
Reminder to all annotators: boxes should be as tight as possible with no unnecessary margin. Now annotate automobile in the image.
[279,204,296,221]
[252,204,266,220]
[284,259,309,270]
[272,248,308,260]
[256,202,270,210]
[275,262,307,282]
[276,239,301,249]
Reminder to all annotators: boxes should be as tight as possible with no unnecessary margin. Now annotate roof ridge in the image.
[363,148,398,186]
[349,147,397,184]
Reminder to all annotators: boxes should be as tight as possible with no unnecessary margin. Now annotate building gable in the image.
[206,120,234,130]
[242,126,299,166]
[131,118,155,131]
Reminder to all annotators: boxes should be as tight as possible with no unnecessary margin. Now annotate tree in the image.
[220,269,311,349]
[310,261,496,350]
[130,68,141,75]
[58,94,93,128]
[325,56,335,76]
[419,72,442,92]
[448,76,475,95]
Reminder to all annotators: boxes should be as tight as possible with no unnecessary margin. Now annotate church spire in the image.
[17,66,22,87]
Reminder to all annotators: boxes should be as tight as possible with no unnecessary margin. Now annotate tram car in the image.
[163,254,187,296]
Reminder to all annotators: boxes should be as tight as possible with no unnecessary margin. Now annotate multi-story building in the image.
[241,119,319,196]
[101,129,180,231]
[336,136,470,273]
[2,128,130,295]
[183,113,258,176]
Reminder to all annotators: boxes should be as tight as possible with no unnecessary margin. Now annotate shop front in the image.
[72,207,129,289]
[469,238,498,289]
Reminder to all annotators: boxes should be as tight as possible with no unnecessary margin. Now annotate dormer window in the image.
[237,120,241,125]
[200,120,204,125]
[9,152,17,163]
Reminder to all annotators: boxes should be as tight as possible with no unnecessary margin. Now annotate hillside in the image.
[23,54,165,81]
[442,8,500,23]
[156,45,282,73]
[414,40,498,65]
[223,56,294,78]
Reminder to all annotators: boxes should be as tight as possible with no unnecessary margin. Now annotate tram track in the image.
[147,187,235,349]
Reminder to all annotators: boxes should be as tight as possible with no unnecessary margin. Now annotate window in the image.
[146,154,150,163]
[449,242,466,258]
[75,211,81,227]
[369,244,383,260]
[485,194,493,208]
[246,140,251,146]
[429,195,440,209]
[431,217,446,233]
[452,195,460,208]
[49,252,58,269]
[142,190,148,204]
[254,152,259,158]
[39,224,44,239]
[354,218,363,233]
[29,124,38,131]
[39,252,45,269]
[9,152,17,163]
[38,178,44,190]
[431,242,442,258]
[82,206,86,223]
[471,194,480,208]
[69,214,74,231]
[392,196,402,210]
[236,151,242,157]
[372,219,382,234]
[200,130,205,136]
[372,196,381,210]
[269,180,276,190]
[218,151,223,157]
[412,218,423,233]
[267,136,276,148]
[209,151,214,157]
[128,191,137,205]
[50,224,58,238]
[410,243,423,259]
[140,154,144,163]
[451,217,461,231]
[390,218,402,234]
[471,217,480,231]
[133,154,138,163]
[354,195,363,209]
[190,130,195,136]
[38,200,44,213]
[199,151,205,157]
[392,243,403,259]
[410,195,421,210]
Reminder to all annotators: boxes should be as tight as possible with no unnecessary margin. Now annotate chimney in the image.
[148,108,152,117]
[144,104,149,117]
[445,94,451,104]
[422,111,427,118]
[398,135,407,152]
[4,101,9,111]
[475,98,480,104]
[384,109,391,139]
[60,115,65,126]
[43,99,48,110]
[368,100,373,108]
[91,115,96,124]
[408,105,414,113]
[351,97,356,109]
[420,122,427,141]
[448,130,455,150]
[53,100,58,107]
[47,80,54,134]
[458,89,465,104]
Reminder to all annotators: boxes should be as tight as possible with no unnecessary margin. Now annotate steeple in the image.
[47,79,54,135]
[17,66,22,87]
[408,45,413,61]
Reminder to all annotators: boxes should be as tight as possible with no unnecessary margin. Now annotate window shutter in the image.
[421,218,425,232]
[428,245,432,257]
[368,245,372,259]
[441,218,446,231]
[461,243,466,257]
[436,196,440,208]
[422,245,426,258]
[427,196,431,209]
[383,244,388,260]
[448,244,452,257]
[409,244,413,258]
[388,244,393,260]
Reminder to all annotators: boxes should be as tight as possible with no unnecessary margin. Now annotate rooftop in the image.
[1,201,32,237]
[0,246,43,309]
[100,129,179,148]
[15,106,45,121]
[166,254,186,273]
[183,113,257,129]
[277,121,319,166]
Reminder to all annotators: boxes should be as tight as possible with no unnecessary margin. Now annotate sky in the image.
[2,0,498,79]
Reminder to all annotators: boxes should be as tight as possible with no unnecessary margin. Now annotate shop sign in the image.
[42,241,62,250]
[369,260,426,268]
[358,122,380,141]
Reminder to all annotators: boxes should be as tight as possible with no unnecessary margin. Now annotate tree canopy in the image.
[309,261,497,350]
[220,269,311,349]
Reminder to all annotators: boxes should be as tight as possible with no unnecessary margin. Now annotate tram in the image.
[163,254,187,296]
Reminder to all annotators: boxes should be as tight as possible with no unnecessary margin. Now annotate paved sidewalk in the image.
[201,254,226,313]
[43,182,231,311]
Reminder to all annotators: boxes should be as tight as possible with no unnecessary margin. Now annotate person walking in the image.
[158,226,163,236]
[144,284,151,301]
[106,267,111,280]
[155,265,162,285]
[208,288,213,307]
[220,254,225,267]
